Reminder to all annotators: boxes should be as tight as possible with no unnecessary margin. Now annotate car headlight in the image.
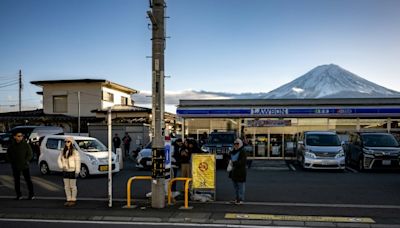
[335,149,345,158]
[201,145,209,152]
[305,151,316,159]
[86,154,98,165]
[362,148,375,155]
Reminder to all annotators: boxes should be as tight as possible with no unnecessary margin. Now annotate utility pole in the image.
[19,70,22,112]
[77,91,81,135]
[147,0,166,209]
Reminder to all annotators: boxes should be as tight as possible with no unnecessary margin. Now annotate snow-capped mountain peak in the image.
[264,64,400,98]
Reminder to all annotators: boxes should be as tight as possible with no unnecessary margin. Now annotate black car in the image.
[200,132,235,165]
[345,132,400,170]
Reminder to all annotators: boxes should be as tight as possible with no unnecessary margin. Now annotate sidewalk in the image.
[1,196,399,228]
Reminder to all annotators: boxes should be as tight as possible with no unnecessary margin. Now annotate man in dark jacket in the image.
[112,133,121,153]
[7,131,34,200]
[228,138,247,205]
[171,138,183,193]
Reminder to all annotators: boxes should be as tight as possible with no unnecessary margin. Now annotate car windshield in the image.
[362,134,399,147]
[306,134,341,146]
[75,139,107,152]
[209,134,235,144]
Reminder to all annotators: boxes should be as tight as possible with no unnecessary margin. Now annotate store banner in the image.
[191,154,216,189]
[247,119,291,127]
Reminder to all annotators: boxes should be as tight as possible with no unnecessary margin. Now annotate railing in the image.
[167,177,192,209]
[125,176,152,208]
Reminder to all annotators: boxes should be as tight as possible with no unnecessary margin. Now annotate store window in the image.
[53,95,67,113]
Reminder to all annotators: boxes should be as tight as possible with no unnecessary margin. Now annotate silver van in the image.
[297,131,345,170]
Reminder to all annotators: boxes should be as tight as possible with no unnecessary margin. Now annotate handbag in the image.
[226,160,233,172]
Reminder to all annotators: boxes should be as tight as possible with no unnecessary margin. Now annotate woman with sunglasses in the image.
[57,136,81,207]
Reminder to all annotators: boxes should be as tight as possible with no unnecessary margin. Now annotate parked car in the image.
[38,135,120,178]
[201,131,235,164]
[296,131,345,170]
[136,138,177,170]
[0,126,64,161]
[345,132,400,170]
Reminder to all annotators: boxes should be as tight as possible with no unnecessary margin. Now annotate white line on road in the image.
[345,166,358,173]
[288,164,296,171]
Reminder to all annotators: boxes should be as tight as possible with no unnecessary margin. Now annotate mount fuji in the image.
[264,64,400,99]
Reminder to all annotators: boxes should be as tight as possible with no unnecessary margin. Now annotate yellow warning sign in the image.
[225,213,375,223]
[192,154,215,189]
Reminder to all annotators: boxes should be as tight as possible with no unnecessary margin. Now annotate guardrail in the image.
[124,176,152,208]
[167,177,192,209]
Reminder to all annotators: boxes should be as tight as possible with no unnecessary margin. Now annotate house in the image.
[31,79,138,117]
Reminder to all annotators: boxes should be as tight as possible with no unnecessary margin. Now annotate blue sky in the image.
[1,0,400,112]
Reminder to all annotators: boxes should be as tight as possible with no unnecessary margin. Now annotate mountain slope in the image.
[264,64,400,98]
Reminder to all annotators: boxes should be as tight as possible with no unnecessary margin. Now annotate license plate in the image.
[216,154,223,160]
[146,161,152,166]
[99,165,109,171]
[382,160,391,165]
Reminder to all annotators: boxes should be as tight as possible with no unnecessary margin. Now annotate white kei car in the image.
[38,135,120,178]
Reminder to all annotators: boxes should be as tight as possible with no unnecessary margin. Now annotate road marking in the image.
[288,163,296,171]
[346,166,358,173]
[225,213,375,223]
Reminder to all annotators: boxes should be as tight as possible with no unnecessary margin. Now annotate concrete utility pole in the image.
[147,0,166,209]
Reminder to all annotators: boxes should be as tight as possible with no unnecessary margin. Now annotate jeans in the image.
[232,181,245,201]
[12,168,34,197]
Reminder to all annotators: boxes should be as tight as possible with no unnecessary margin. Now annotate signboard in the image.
[191,154,216,189]
[247,119,291,127]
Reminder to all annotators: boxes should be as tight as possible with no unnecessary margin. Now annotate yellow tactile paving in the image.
[225,213,375,223]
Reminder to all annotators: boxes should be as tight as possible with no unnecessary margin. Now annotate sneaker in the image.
[28,195,35,200]
[229,200,237,204]
[15,196,23,200]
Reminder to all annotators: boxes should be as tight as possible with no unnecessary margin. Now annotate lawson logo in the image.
[251,108,288,115]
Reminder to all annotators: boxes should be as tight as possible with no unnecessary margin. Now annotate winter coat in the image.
[57,149,81,174]
[228,146,247,182]
[7,140,32,171]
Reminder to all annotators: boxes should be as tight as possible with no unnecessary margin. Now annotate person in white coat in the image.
[57,136,81,207]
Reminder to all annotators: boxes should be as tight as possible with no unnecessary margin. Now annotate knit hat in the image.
[234,138,243,148]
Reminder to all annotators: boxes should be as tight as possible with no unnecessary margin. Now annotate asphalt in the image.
[1,196,400,228]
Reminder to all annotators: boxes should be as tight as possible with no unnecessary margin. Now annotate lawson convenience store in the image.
[176,98,400,160]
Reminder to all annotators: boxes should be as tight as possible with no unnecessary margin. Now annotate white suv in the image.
[38,135,120,178]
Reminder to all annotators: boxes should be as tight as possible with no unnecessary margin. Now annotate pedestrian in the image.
[112,133,121,153]
[180,139,191,178]
[228,138,247,205]
[7,131,35,200]
[57,136,81,207]
[171,138,183,194]
[122,132,132,158]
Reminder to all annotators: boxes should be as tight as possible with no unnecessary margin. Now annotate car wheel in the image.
[79,165,90,179]
[358,156,364,171]
[39,161,50,175]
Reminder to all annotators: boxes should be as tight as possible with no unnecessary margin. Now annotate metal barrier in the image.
[125,176,152,208]
[167,177,192,209]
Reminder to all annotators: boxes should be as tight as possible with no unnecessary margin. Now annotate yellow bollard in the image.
[125,176,152,208]
[168,177,192,209]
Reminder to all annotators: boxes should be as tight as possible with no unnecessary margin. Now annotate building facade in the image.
[177,98,400,160]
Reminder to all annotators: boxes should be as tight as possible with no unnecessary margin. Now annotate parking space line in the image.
[346,166,358,173]
[288,163,296,171]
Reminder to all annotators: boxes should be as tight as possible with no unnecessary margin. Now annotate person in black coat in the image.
[228,138,247,205]
[171,138,183,192]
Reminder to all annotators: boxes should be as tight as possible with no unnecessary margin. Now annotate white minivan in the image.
[38,135,120,178]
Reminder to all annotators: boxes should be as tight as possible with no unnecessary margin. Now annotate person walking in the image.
[7,131,35,200]
[57,136,81,207]
[112,133,121,153]
[228,138,247,205]
[122,132,132,158]
[180,139,191,178]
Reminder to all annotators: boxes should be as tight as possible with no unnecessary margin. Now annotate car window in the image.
[209,134,235,144]
[361,134,399,147]
[76,139,107,152]
[46,138,59,150]
[306,134,341,146]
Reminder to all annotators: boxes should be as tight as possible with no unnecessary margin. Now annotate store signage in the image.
[252,108,288,115]
[247,119,291,127]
